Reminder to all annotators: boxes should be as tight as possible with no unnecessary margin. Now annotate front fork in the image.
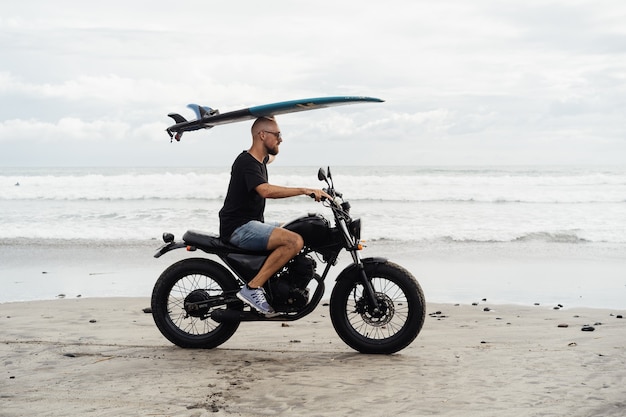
[345,237,381,312]
[351,252,381,313]
[338,215,382,313]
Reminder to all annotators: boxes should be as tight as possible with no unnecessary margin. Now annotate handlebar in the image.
[309,193,327,201]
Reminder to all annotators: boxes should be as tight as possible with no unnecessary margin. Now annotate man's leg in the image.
[247,228,303,288]
[237,227,303,314]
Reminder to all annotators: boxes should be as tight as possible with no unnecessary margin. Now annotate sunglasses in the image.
[263,130,282,139]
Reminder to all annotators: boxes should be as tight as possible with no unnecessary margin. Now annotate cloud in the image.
[1,0,626,166]
[0,117,130,143]
[2,73,161,102]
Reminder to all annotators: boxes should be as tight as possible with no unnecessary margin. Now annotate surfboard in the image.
[166,96,384,141]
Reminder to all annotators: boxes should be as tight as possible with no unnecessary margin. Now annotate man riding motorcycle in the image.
[218,116,331,315]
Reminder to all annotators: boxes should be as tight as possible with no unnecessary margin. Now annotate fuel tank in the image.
[283,213,332,249]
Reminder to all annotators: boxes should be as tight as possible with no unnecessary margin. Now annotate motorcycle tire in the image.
[151,258,242,349]
[330,261,425,354]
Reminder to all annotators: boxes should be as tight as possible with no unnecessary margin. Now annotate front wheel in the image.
[151,258,242,349]
[330,261,425,354]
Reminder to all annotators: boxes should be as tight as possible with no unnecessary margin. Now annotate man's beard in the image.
[266,144,279,155]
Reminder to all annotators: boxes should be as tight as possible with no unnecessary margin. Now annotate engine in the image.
[266,254,317,312]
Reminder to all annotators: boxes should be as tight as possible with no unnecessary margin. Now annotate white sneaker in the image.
[237,286,275,315]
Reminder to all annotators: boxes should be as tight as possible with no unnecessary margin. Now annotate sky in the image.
[1,0,625,167]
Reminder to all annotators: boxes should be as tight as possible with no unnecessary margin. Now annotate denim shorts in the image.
[229,220,280,251]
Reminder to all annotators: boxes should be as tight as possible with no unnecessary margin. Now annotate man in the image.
[219,116,331,315]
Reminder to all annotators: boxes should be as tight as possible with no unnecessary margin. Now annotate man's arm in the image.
[255,183,330,202]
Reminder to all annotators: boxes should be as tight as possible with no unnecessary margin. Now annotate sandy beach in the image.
[1,297,625,416]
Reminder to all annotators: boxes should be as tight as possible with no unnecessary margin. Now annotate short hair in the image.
[251,116,277,136]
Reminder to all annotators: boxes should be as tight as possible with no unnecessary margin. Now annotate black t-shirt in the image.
[219,151,268,239]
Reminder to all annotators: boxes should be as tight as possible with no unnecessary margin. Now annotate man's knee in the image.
[281,229,303,253]
[269,228,303,253]
[290,232,304,252]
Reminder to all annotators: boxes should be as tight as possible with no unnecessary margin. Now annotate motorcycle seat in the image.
[182,230,270,256]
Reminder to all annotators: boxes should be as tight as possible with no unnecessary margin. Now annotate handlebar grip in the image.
[309,193,327,201]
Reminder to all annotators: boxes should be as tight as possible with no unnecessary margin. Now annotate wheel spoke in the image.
[166,273,222,336]
[344,276,411,341]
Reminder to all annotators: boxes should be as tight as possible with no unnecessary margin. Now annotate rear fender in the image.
[153,241,187,258]
[335,257,388,282]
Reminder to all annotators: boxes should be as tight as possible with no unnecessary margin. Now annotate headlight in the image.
[349,218,361,240]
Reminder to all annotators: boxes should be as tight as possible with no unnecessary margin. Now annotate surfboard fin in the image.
[167,113,187,124]
[187,104,219,120]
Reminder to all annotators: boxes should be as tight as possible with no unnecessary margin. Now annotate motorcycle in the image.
[151,167,425,354]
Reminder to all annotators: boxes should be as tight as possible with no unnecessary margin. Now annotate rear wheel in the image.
[330,261,425,354]
[151,258,242,349]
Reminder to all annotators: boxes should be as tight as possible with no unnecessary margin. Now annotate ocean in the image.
[1,165,625,308]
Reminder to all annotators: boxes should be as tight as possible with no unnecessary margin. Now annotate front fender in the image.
[335,257,388,282]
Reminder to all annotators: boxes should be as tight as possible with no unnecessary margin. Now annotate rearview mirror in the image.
[317,167,327,182]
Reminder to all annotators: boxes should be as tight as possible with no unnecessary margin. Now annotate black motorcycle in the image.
[151,167,425,354]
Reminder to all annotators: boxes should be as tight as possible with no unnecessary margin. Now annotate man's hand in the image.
[305,188,332,202]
